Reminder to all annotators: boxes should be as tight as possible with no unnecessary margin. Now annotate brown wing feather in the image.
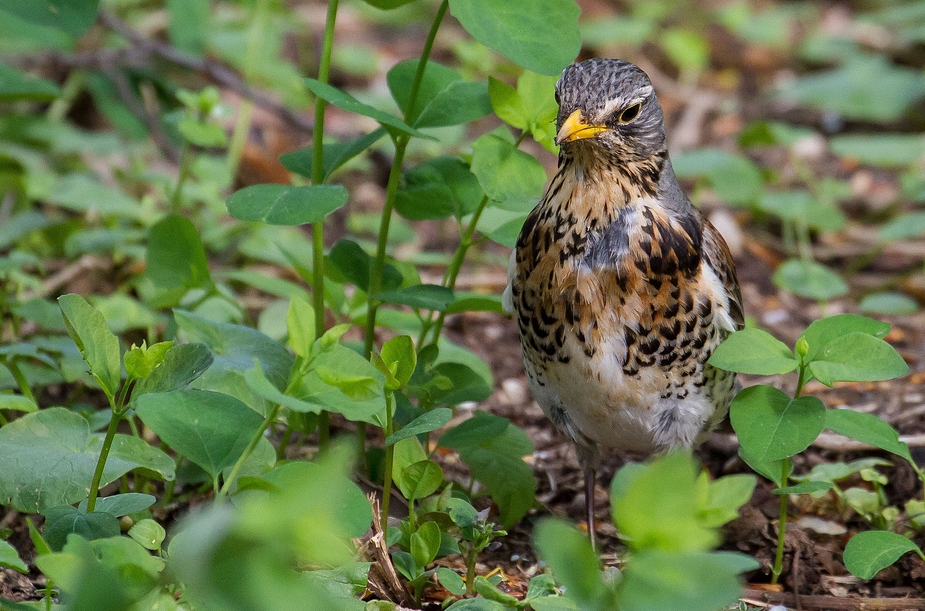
[700,214,744,330]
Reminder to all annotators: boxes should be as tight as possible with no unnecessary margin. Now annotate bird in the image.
[503,58,744,547]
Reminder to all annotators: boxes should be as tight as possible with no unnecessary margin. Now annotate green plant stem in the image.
[318,411,330,453]
[464,543,476,596]
[308,0,340,449]
[277,425,294,461]
[381,392,395,531]
[217,404,280,500]
[170,142,192,214]
[86,412,123,512]
[46,70,85,122]
[363,0,448,360]
[419,131,528,346]
[795,365,807,398]
[771,457,791,585]
[6,360,36,404]
[226,0,270,177]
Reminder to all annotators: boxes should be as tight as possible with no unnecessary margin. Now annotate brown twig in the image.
[743,589,925,610]
[9,11,314,136]
[98,11,313,133]
[361,494,412,607]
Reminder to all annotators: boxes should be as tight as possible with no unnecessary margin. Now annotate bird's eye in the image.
[618,102,642,123]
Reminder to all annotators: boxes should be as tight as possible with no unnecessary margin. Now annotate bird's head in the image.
[554,58,666,163]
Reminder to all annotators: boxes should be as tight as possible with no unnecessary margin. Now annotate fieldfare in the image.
[503,58,744,546]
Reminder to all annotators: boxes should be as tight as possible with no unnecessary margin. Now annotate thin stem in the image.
[86,413,123,512]
[771,457,791,585]
[794,364,807,399]
[404,0,449,121]
[364,135,409,358]
[363,0,448,359]
[381,392,395,531]
[308,0,340,448]
[216,404,280,500]
[277,425,294,461]
[226,0,270,177]
[6,360,36,404]
[170,142,191,214]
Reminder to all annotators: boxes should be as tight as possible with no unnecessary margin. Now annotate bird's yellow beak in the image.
[556,109,609,144]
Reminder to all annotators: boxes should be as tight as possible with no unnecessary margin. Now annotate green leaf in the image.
[729,385,826,461]
[533,518,609,607]
[660,28,710,73]
[0,394,37,413]
[387,60,492,128]
[708,328,797,375]
[672,148,763,206]
[439,411,534,527]
[779,54,925,122]
[166,0,208,54]
[135,389,265,480]
[826,409,914,465]
[178,116,227,147]
[437,567,467,596]
[379,335,417,390]
[147,215,212,294]
[618,549,744,611]
[296,344,386,422]
[328,239,402,294]
[128,519,166,552]
[0,0,99,35]
[279,128,386,182]
[844,530,922,580]
[45,174,139,219]
[698,473,756,528]
[808,332,909,386]
[227,184,348,226]
[361,0,419,9]
[173,309,294,414]
[132,342,213,398]
[878,212,925,241]
[124,340,173,381]
[386,408,452,445]
[427,362,493,406]
[286,296,316,358]
[471,130,547,210]
[375,284,455,311]
[0,539,27,574]
[0,409,174,513]
[303,78,433,140]
[446,599,509,611]
[77,493,155,517]
[860,292,919,315]
[611,453,718,552]
[799,314,891,364]
[475,576,520,605]
[448,0,581,75]
[42,506,120,551]
[395,156,484,221]
[37,535,161,607]
[738,448,791,487]
[830,134,925,168]
[399,460,444,501]
[58,293,121,400]
[758,190,846,232]
[0,62,60,102]
[410,520,441,568]
[773,481,834,495]
[773,259,848,301]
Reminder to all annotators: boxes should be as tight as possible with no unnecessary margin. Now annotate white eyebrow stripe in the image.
[601,96,626,118]
[599,86,653,119]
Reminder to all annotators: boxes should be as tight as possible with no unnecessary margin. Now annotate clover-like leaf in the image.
[730,385,826,461]
[227,184,348,226]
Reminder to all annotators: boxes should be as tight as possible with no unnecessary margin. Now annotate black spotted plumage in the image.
[502,58,744,547]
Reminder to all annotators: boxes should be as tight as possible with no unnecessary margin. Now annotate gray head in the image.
[554,58,666,163]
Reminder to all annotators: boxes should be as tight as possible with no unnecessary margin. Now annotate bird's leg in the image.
[584,463,597,552]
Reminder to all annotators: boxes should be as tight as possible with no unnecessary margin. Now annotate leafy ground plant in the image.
[709,314,911,583]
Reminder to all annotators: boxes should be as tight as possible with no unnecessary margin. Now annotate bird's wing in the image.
[700,215,745,331]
